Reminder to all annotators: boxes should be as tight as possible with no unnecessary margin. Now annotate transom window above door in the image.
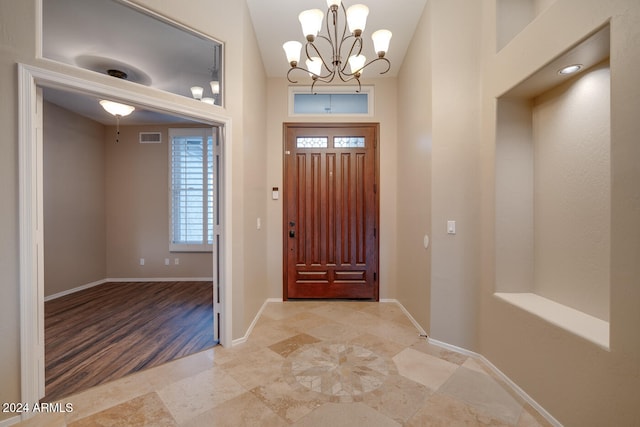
[289,86,374,116]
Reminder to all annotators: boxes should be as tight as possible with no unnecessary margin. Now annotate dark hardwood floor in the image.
[44,281,215,402]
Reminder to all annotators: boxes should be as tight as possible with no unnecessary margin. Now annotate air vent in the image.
[139,132,162,144]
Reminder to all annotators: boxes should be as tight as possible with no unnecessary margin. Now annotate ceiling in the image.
[41,0,426,125]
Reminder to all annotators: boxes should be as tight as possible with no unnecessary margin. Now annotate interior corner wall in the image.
[480,0,640,425]
[43,101,107,297]
[429,0,483,350]
[395,1,432,331]
[240,1,269,336]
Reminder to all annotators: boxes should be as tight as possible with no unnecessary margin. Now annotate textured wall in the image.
[533,61,611,321]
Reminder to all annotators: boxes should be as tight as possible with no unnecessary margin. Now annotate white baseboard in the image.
[232,298,282,347]
[44,277,215,301]
[245,297,561,427]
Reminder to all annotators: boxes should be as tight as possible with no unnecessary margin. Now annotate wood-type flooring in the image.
[44,281,215,402]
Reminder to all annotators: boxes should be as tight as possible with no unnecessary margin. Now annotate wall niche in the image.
[494,26,611,349]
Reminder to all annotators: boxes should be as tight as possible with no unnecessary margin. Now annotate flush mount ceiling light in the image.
[558,64,582,75]
[283,0,392,93]
[99,100,135,117]
[99,100,135,143]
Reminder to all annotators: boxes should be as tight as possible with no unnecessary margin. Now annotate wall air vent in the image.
[139,132,162,144]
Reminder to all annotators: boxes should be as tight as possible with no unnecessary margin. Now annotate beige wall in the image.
[238,3,269,337]
[395,2,431,330]
[104,124,213,279]
[480,0,640,425]
[533,61,610,321]
[43,101,107,297]
[264,78,398,300]
[0,0,37,413]
[429,0,483,349]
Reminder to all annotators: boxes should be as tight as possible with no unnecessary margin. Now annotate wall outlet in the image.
[165,258,170,266]
[140,258,145,266]
[174,258,179,265]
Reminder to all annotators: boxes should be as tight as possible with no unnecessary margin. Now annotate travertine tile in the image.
[292,402,401,427]
[180,392,287,427]
[219,346,285,390]
[392,347,459,391]
[14,412,66,427]
[361,372,432,424]
[407,393,511,427]
[156,367,246,424]
[306,319,364,342]
[250,377,325,423]
[438,366,523,424]
[283,342,393,403]
[14,301,555,427]
[268,333,321,358]
[69,392,176,427]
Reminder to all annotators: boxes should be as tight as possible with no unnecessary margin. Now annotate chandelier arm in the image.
[305,40,336,76]
[286,67,300,84]
[339,36,363,75]
[360,57,392,75]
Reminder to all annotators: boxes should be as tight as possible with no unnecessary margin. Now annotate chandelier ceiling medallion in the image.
[283,0,392,92]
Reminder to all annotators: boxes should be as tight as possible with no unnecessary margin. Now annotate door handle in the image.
[289,230,295,238]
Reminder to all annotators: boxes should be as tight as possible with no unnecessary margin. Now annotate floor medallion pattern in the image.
[283,342,395,403]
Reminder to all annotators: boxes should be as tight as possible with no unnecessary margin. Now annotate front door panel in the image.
[284,123,379,300]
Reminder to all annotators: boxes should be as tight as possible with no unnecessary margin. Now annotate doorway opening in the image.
[18,64,233,409]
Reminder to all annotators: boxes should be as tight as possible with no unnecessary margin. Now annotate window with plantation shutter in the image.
[169,128,216,252]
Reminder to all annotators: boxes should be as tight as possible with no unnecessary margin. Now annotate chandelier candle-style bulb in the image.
[299,9,324,41]
[190,86,204,100]
[372,29,392,57]
[306,57,323,77]
[284,1,392,93]
[346,4,369,36]
[283,41,302,66]
[348,54,366,76]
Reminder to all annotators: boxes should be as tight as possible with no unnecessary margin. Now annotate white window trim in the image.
[288,85,374,117]
[169,127,215,252]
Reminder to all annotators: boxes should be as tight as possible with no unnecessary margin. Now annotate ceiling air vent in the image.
[139,132,162,144]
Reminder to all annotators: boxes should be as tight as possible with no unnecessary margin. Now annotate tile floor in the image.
[15,301,554,426]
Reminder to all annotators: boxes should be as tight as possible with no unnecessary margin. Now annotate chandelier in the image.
[283,0,392,92]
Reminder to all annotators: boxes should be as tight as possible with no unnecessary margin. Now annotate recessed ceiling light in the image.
[558,64,582,75]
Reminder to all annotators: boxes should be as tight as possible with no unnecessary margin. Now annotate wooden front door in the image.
[283,123,379,300]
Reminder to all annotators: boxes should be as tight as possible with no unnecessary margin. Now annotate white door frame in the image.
[17,63,233,409]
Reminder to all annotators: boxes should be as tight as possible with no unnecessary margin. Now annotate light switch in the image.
[272,187,279,200]
[447,220,456,235]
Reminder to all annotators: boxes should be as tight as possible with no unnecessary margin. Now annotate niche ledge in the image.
[494,292,609,350]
